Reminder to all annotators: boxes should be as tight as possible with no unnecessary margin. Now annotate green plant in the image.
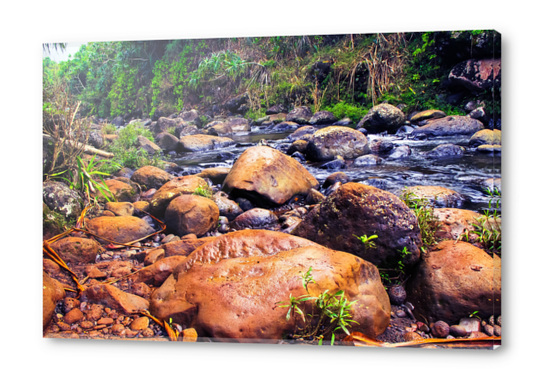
[102,123,117,135]
[193,184,213,198]
[400,188,440,252]
[354,234,378,252]
[277,267,359,345]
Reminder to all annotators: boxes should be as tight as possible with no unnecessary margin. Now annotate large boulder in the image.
[85,216,155,244]
[309,111,338,125]
[406,241,501,324]
[43,272,65,328]
[131,166,174,190]
[155,132,180,152]
[222,146,319,207]
[224,118,250,132]
[293,182,421,268]
[402,185,464,208]
[432,208,486,241]
[196,167,231,185]
[305,126,370,161]
[148,175,209,217]
[103,179,139,203]
[449,59,501,92]
[230,208,278,230]
[411,116,483,137]
[137,135,162,155]
[164,195,219,237]
[43,181,83,221]
[177,135,235,152]
[409,110,446,125]
[357,104,406,134]
[469,129,501,147]
[150,230,390,341]
[286,106,313,125]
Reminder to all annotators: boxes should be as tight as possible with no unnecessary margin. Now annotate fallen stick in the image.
[64,139,114,158]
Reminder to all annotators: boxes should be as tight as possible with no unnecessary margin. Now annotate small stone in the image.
[494,325,501,336]
[63,308,84,324]
[181,234,198,240]
[63,298,81,313]
[130,316,150,331]
[182,328,198,342]
[483,324,494,336]
[125,329,139,338]
[404,332,423,341]
[93,324,107,330]
[388,285,407,305]
[396,309,406,318]
[97,317,114,325]
[431,321,450,338]
[497,315,502,326]
[142,328,155,337]
[57,322,70,331]
[111,324,125,336]
[417,322,430,333]
[469,331,488,338]
[459,317,481,333]
[80,321,94,330]
[489,315,495,326]
[449,325,468,337]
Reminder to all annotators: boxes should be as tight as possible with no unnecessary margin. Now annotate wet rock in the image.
[196,167,231,185]
[388,145,411,159]
[137,135,161,155]
[388,285,407,305]
[131,166,174,190]
[43,181,83,221]
[50,237,100,264]
[323,172,349,188]
[306,188,326,205]
[354,154,384,166]
[406,241,501,325]
[212,191,243,221]
[402,185,464,208]
[177,135,235,152]
[207,123,232,136]
[273,121,299,131]
[287,140,309,155]
[103,179,139,202]
[136,256,187,286]
[357,104,406,134]
[469,129,501,147]
[222,146,319,207]
[86,216,155,244]
[333,118,352,126]
[449,324,468,337]
[82,284,149,314]
[411,116,483,137]
[293,182,421,268]
[105,202,135,217]
[266,104,286,115]
[309,111,338,125]
[320,157,346,170]
[223,117,250,132]
[433,208,486,241]
[369,139,394,154]
[144,248,165,266]
[287,125,318,141]
[231,208,278,229]
[164,195,219,237]
[148,175,209,217]
[236,198,254,212]
[285,106,313,125]
[409,110,446,125]
[269,113,287,123]
[43,272,65,328]
[449,59,501,92]
[425,144,465,157]
[305,126,370,161]
[431,321,450,338]
[130,316,150,331]
[150,230,390,341]
[63,308,84,324]
[155,132,179,152]
[133,201,150,214]
[476,144,501,154]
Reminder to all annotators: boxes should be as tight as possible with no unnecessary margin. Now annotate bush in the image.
[323,102,367,124]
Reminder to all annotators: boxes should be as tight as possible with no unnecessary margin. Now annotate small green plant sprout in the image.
[193,184,213,198]
[63,155,115,203]
[469,310,481,320]
[354,234,378,251]
[400,188,440,252]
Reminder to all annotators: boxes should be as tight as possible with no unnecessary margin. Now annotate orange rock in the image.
[164,195,219,237]
[86,216,155,244]
[43,272,65,329]
[182,328,198,342]
[149,175,208,217]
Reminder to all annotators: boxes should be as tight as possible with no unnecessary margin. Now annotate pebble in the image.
[431,321,450,338]
[63,298,81,313]
[494,325,501,336]
[483,324,494,336]
[130,316,150,331]
[97,317,114,325]
[80,321,94,330]
[396,309,407,318]
[111,324,125,336]
[388,285,407,305]
[403,332,423,341]
[57,322,70,331]
[450,325,468,337]
[63,308,84,324]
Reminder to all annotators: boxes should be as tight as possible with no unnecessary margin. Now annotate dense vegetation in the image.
[43,31,501,123]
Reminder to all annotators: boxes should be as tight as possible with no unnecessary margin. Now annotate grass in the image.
[400,187,441,252]
[193,184,213,198]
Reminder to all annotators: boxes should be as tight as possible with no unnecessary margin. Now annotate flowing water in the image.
[171,127,501,213]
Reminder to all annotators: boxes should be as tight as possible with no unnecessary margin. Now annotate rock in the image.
[309,111,338,125]
[155,132,180,152]
[63,308,84,324]
[305,126,370,161]
[82,284,150,314]
[320,157,346,170]
[144,248,165,266]
[431,321,450,338]
[404,332,424,341]
[152,117,178,136]
[43,134,57,173]
[230,208,278,229]
[43,203,68,240]
[177,135,235,152]
[354,154,384,166]
[164,195,219,237]
[207,123,232,136]
[369,138,394,154]
[411,116,483,137]
[150,230,390,341]
[287,125,318,141]
[105,202,135,217]
[222,146,319,207]
[476,144,501,154]
[388,145,411,159]
[449,325,468,337]
[225,94,249,113]
[212,191,243,221]
[388,285,407,305]
[195,168,230,185]
[111,116,124,127]
[459,317,482,333]
[131,166,174,190]
[178,110,199,123]
[266,104,286,115]
[449,59,501,92]
[182,328,198,342]
[136,256,188,286]
[269,113,287,123]
[103,179,139,202]
[148,175,209,217]
[116,167,134,179]
[433,208,486,241]
[43,272,65,328]
[130,316,150,331]
[357,104,406,134]
[287,140,309,155]
[137,135,161,155]
[323,172,349,188]
[406,241,501,325]
[285,106,313,124]
[333,118,352,126]
[224,117,250,132]
[425,144,465,157]
[402,186,464,208]
[43,181,83,221]
[469,129,501,147]
[50,237,100,264]
[409,110,446,125]
[293,182,421,268]
[272,121,299,131]
[86,216,155,244]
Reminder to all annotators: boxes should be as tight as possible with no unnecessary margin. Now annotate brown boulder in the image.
[50,237,100,264]
[196,167,231,185]
[161,237,216,257]
[469,129,501,147]
[82,284,150,314]
[131,166,174,189]
[150,230,390,341]
[449,59,501,92]
[156,132,180,152]
[148,175,209,217]
[305,126,370,161]
[224,117,250,132]
[293,182,421,268]
[222,146,319,207]
[212,191,243,221]
[86,216,155,244]
[402,186,464,208]
[104,179,139,202]
[406,241,501,324]
[177,135,235,152]
[285,106,313,124]
[164,195,219,237]
[135,256,187,286]
[357,103,406,134]
[411,116,483,137]
[230,208,278,230]
[43,272,65,328]
[409,109,446,124]
[105,202,135,217]
[137,135,162,155]
[433,208,485,241]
